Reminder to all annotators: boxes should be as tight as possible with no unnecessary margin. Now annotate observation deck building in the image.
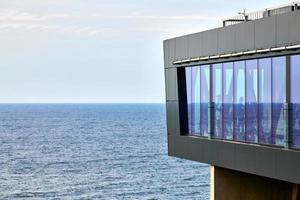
[164,2,300,199]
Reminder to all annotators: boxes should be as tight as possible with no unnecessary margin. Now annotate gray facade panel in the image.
[171,134,190,158]
[254,147,277,178]
[255,16,276,49]
[235,144,256,174]
[218,25,236,54]
[276,150,300,184]
[168,39,176,68]
[276,12,290,46]
[166,101,180,135]
[216,141,236,169]
[168,136,300,184]
[289,10,300,45]
[185,136,204,160]
[167,135,175,156]
[165,68,178,101]
[201,140,219,165]
[235,21,255,51]
[163,40,169,68]
[202,29,218,56]
[175,36,188,60]
[188,33,202,58]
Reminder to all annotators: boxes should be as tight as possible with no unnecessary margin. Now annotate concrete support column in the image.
[210,166,299,200]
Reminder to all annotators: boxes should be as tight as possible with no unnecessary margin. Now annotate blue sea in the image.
[0,104,209,199]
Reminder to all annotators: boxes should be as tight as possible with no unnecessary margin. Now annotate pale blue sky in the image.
[0,0,292,103]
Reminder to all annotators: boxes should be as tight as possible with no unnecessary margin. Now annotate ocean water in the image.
[0,104,209,199]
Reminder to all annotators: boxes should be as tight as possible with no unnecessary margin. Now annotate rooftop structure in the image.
[223,1,300,27]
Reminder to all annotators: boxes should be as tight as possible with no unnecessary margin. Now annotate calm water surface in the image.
[0,104,209,199]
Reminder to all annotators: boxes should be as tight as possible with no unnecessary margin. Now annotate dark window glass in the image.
[212,64,223,138]
[291,55,300,148]
[258,58,272,144]
[185,67,192,134]
[200,65,210,137]
[234,61,245,141]
[272,56,286,146]
[245,59,258,143]
[223,62,234,140]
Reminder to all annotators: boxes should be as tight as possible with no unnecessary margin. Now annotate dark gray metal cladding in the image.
[168,135,300,184]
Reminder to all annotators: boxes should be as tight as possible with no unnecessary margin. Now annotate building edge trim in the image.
[172,44,300,65]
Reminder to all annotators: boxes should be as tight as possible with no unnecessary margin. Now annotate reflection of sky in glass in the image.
[223,62,233,139]
[192,67,201,104]
[272,56,285,146]
[259,58,272,103]
[291,55,300,103]
[192,67,201,134]
[291,55,300,148]
[234,61,245,141]
[246,59,258,103]
[212,64,223,138]
[213,64,222,103]
[185,67,201,135]
[272,57,286,103]
[245,59,258,143]
[258,58,272,144]
[186,67,192,105]
[223,62,233,103]
[234,61,245,104]
[200,65,210,136]
[201,66,210,103]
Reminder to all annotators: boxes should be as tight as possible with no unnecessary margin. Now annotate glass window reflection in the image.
[212,64,223,138]
[200,65,210,137]
[184,55,291,148]
[223,62,234,140]
[245,59,258,143]
[185,67,201,135]
[291,55,300,148]
[258,58,272,144]
[272,56,286,146]
[234,61,245,141]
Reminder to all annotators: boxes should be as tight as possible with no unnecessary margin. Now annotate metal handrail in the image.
[223,1,300,27]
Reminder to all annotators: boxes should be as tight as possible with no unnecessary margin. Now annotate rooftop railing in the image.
[223,1,300,27]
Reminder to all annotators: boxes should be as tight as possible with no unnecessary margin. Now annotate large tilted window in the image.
[184,55,300,148]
